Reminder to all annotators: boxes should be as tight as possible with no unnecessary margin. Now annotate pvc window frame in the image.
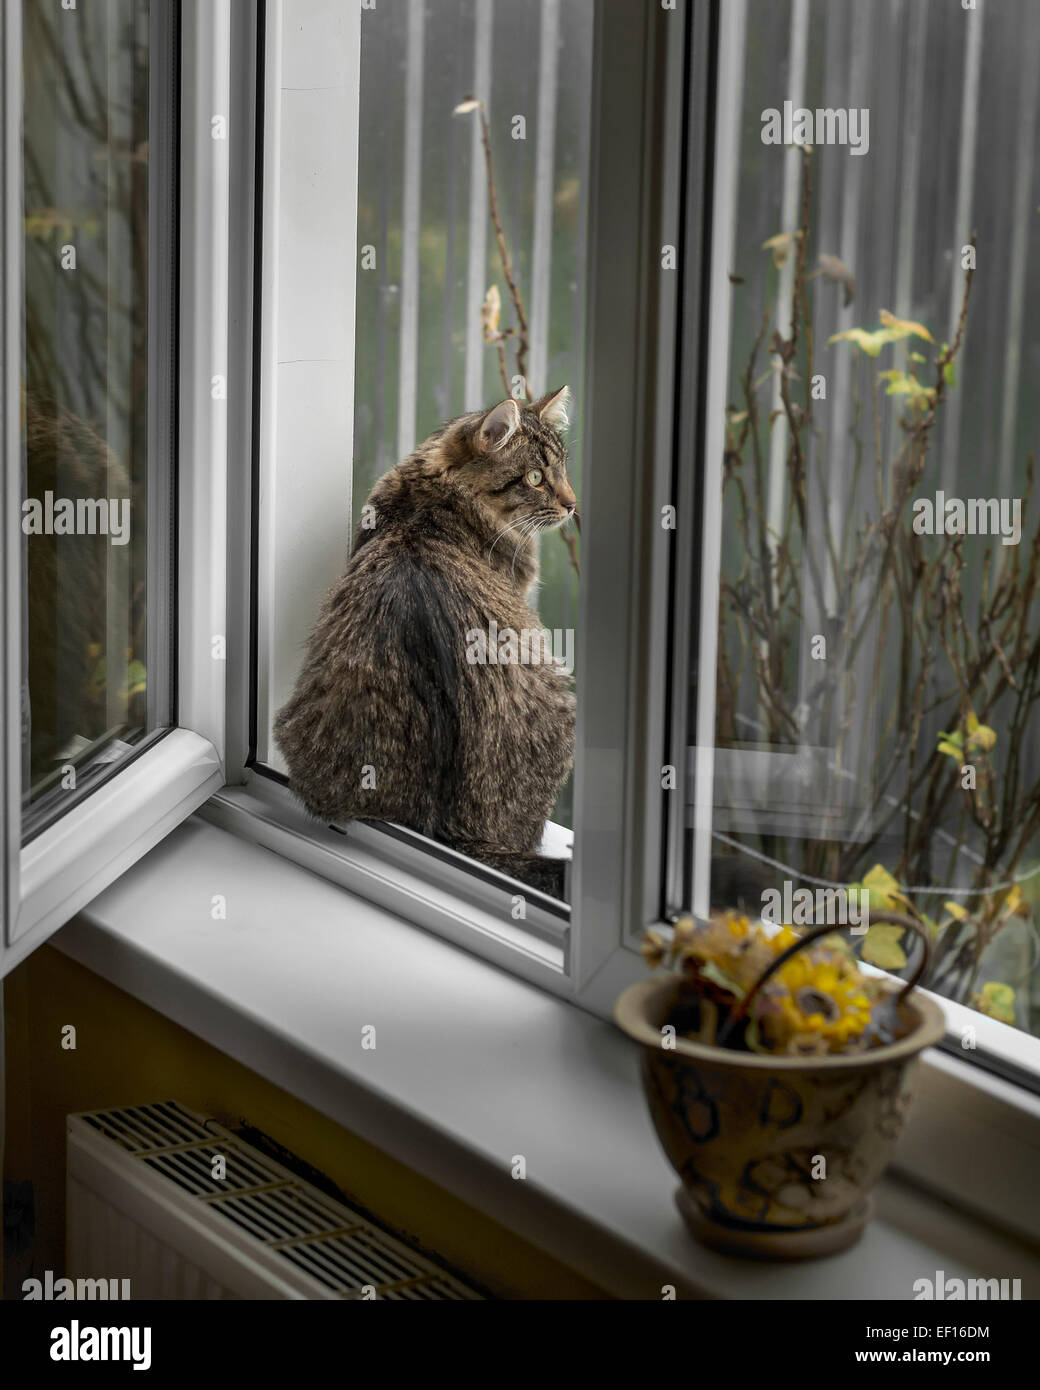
[206,0,697,1015]
[675,0,1040,1243]
[0,0,227,979]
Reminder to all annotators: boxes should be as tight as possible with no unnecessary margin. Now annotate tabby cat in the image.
[274,387,577,898]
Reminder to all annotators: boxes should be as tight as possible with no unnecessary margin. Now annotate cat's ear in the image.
[477,398,521,453]
[533,385,570,431]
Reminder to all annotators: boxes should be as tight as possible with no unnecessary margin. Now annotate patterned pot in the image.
[615,975,946,1259]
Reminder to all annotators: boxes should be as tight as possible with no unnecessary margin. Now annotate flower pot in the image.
[615,974,946,1260]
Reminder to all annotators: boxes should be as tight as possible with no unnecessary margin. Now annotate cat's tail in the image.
[451,840,569,901]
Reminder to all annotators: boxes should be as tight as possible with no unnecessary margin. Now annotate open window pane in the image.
[255,0,593,902]
[20,0,176,837]
[689,0,1040,1041]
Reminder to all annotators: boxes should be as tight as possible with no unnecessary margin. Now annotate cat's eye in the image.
[526,469,544,486]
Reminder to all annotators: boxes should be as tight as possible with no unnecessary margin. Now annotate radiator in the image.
[66,1100,481,1300]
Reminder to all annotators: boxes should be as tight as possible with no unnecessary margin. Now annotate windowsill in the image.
[55,815,1040,1300]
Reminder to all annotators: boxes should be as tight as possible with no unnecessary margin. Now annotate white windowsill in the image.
[54,815,1040,1300]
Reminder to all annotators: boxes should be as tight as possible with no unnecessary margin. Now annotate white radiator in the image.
[66,1101,481,1300]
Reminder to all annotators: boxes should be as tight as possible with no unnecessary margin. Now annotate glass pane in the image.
[20,0,176,835]
[258,0,593,902]
[348,0,590,834]
[691,0,1040,1039]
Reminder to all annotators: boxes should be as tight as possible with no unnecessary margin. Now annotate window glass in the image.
[20,0,176,836]
[257,0,593,902]
[352,0,592,828]
[693,0,1040,1038]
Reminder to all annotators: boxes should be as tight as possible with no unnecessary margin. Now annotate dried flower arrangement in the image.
[641,911,929,1057]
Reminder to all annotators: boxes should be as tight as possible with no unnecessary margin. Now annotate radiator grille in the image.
[75,1101,481,1300]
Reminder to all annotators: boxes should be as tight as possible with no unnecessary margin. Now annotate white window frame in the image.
[0,0,228,978]
[202,0,691,1017]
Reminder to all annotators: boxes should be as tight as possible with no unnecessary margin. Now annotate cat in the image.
[274,386,578,899]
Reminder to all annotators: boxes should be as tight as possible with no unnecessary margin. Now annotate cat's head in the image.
[427,386,578,536]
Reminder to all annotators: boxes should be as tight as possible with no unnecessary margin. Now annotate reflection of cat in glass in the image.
[24,392,143,788]
[275,387,577,898]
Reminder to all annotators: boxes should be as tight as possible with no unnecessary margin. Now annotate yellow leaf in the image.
[828,327,901,357]
[965,711,997,755]
[943,900,970,921]
[850,863,913,915]
[997,884,1030,921]
[481,285,501,342]
[762,230,803,268]
[879,309,935,343]
[861,924,907,971]
[973,981,1016,1025]
[882,373,935,405]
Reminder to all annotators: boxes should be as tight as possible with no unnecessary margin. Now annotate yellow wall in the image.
[3,942,609,1300]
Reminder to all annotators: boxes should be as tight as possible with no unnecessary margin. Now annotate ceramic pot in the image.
[615,974,946,1259]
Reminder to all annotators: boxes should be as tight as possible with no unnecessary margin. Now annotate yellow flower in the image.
[760,953,873,1053]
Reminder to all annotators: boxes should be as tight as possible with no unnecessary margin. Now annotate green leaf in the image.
[861,924,907,971]
[937,729,964,760]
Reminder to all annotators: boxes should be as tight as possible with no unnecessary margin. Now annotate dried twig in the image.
[456,94,578,578]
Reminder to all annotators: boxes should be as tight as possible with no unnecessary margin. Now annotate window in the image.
[226,0,1040,1071]
[677,0,1040,1058]
[250,0,593,921]
[1,0,223,971]
[20,0,175,837]
[216,0,689,1004]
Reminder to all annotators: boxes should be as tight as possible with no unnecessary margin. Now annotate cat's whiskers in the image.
[509,516,542,583]
[488,515,537,564]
